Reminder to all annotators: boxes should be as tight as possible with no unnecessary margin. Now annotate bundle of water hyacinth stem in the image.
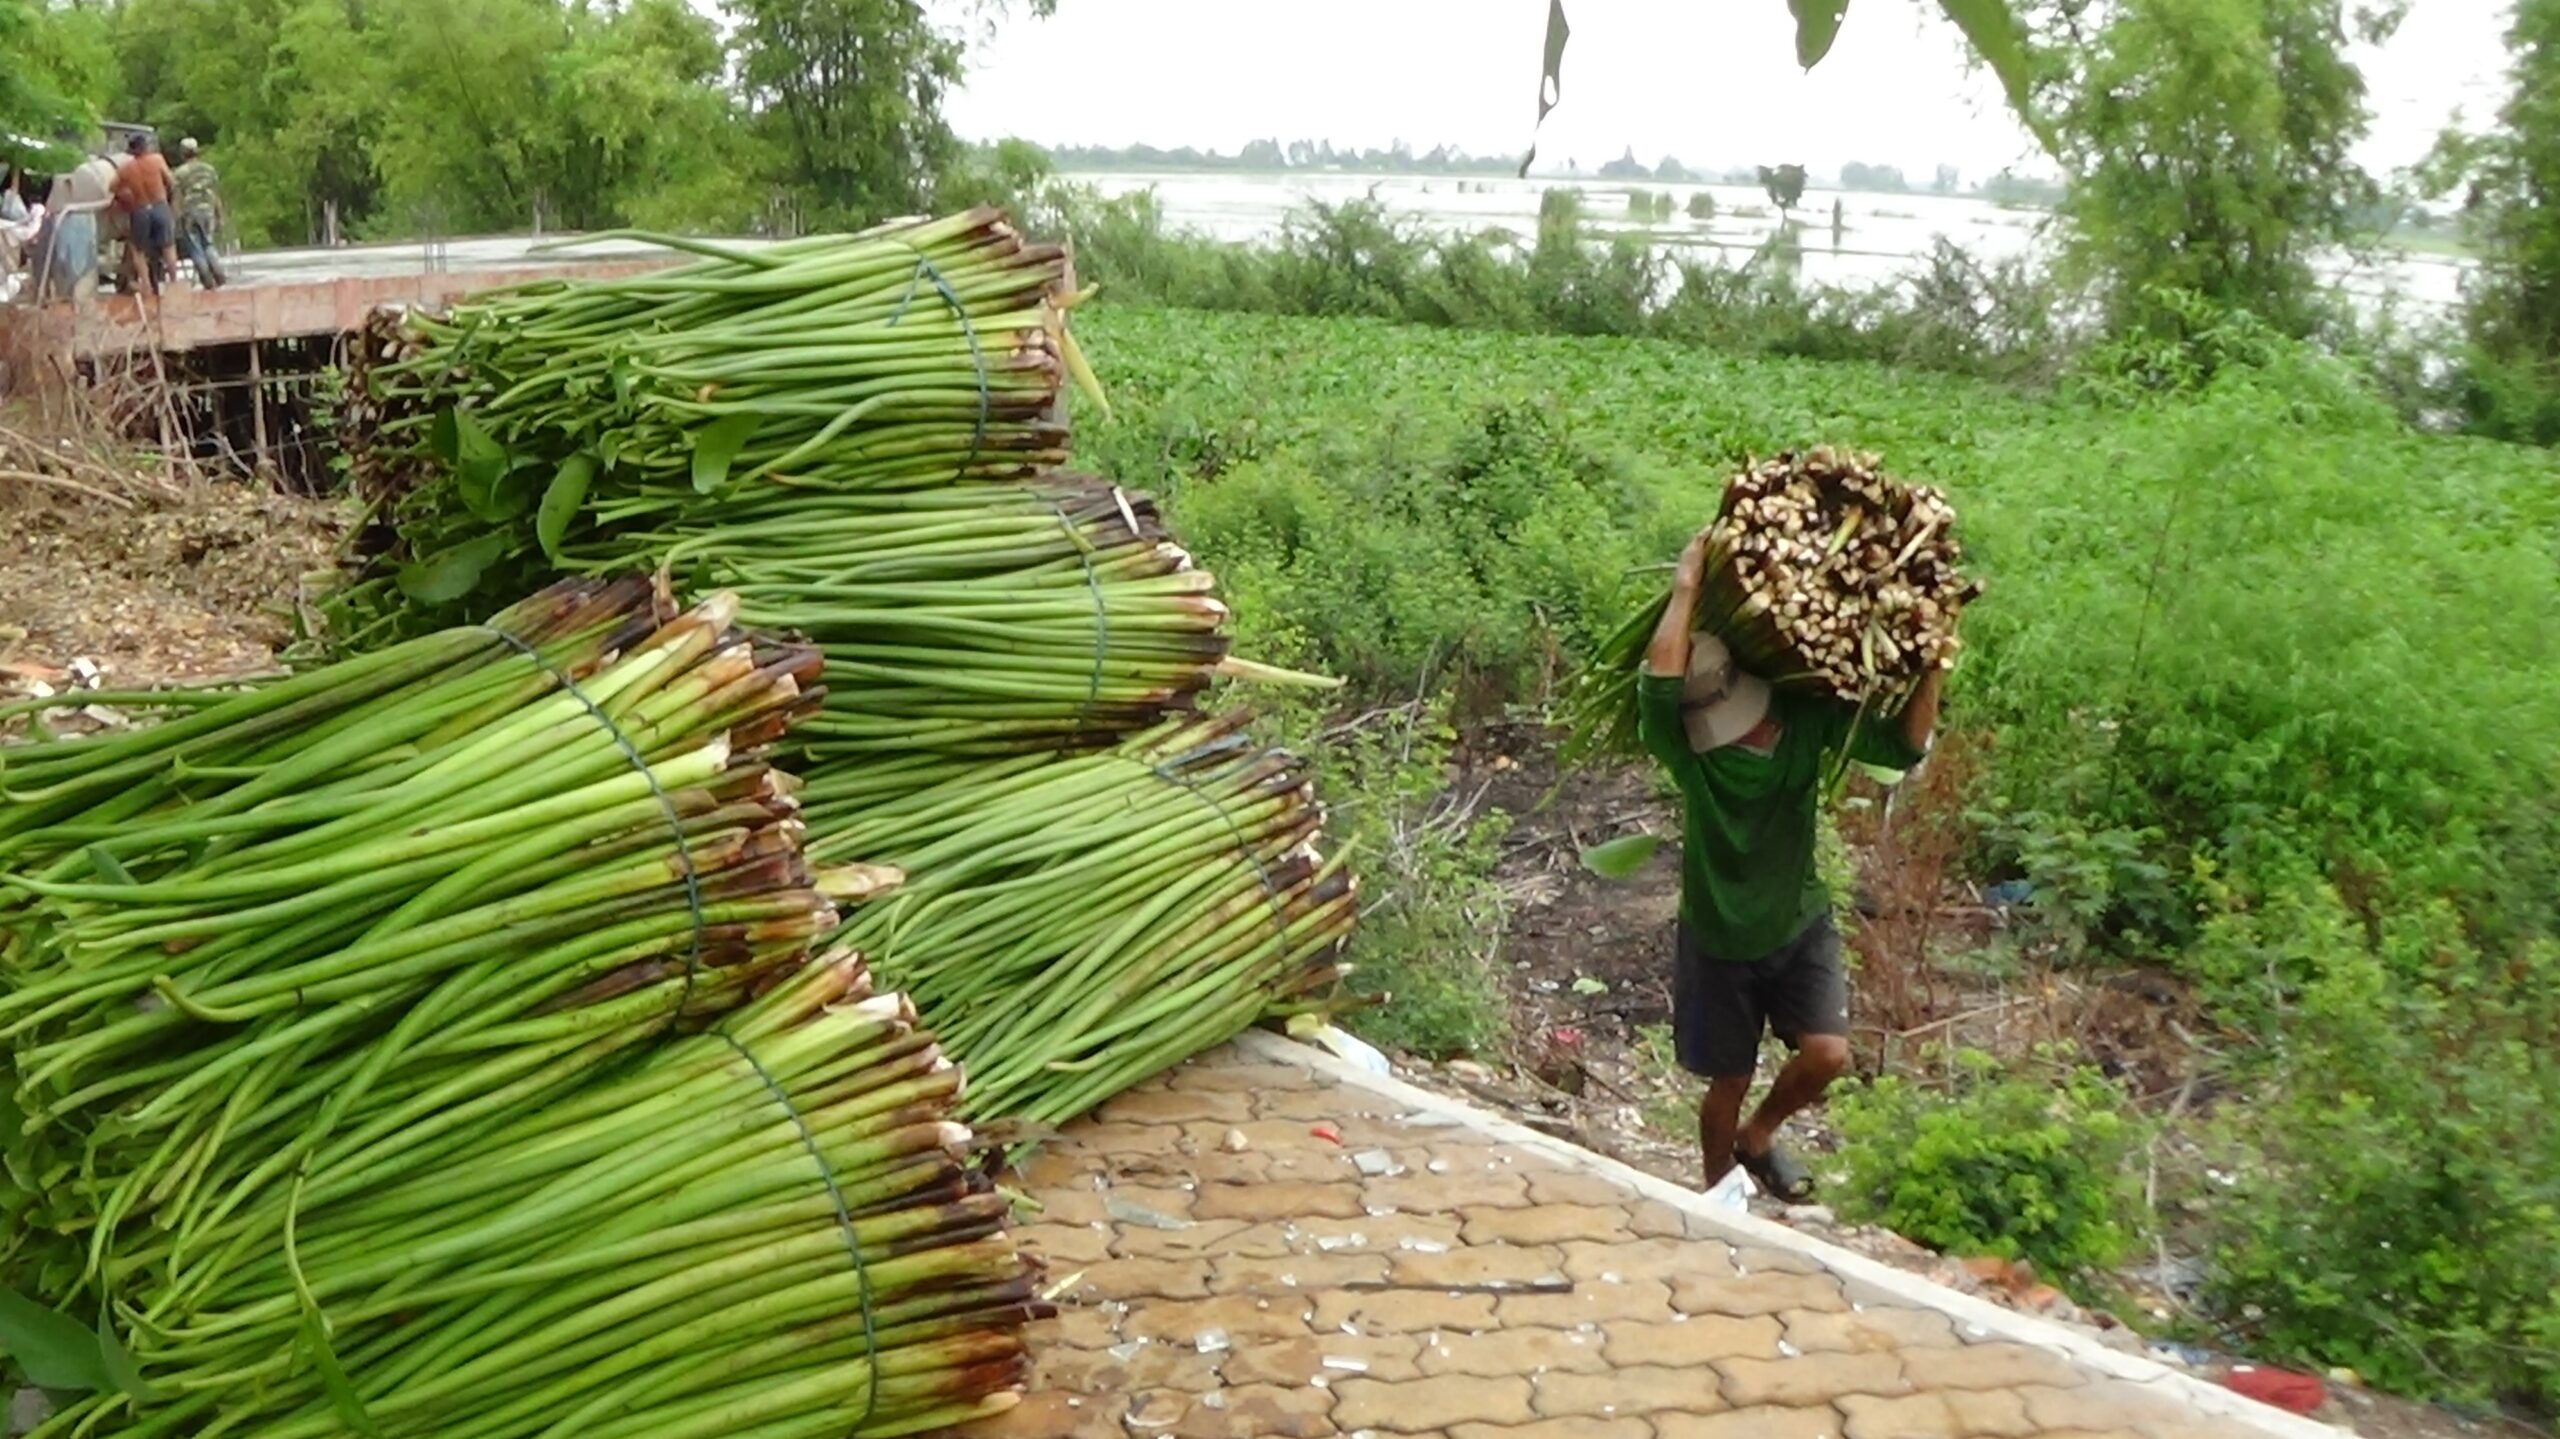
[1565,448,1978,761]
[578,476,1318,757]
[800,712,1359,1123]
[333,208,1101,637]
[0,578,1042,1436]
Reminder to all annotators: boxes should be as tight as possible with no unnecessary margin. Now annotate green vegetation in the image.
[2425,0,2560,443]
[19,0,1049,245]
[1051,190,2061,384]
[1829,1050,2144,1282]
[1075,301,2560,1408]
[2033,0,2395,347]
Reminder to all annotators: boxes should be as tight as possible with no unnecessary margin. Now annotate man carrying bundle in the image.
[1636,526,1945,1201]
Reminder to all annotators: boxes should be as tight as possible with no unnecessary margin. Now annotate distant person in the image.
[172,137,226,289]
[111,134,178,296]
[1830,197,1845,249]
[35,152,119,302]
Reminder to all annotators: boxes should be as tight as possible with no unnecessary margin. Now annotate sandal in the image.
[1736,1140,1815,1203]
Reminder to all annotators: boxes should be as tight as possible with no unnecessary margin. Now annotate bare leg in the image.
[1697,1074,1753,1188]
[1736,1034,1849,1161]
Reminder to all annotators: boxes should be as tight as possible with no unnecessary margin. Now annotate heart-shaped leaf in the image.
[0,1289,110,1392]
[535,455,597,563]
[450,411,512,523]
[1788,0,1852,68]
[1936,0,2050,150]
[1579,832,1664,880]
[396,532,511,605]
[96,1309,159,1403]
[691,413,763,494]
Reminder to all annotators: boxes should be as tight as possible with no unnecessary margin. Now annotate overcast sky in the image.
[945,0,2514,180]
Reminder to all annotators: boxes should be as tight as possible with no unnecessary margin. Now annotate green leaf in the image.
[1579,832,1663,880]
[96,1309,159,1404]
[426,409,459,465]
[451,410,512,523]
[0,1289,110,1392]
[1569,975,1610,996]
[396,532,512,606]
[1936,0,2048,148]
[300,1310,380,1438]
[535,455,597,563]
[691,413,763,494]
[1789,0,1852,68]
[83,845,134,885]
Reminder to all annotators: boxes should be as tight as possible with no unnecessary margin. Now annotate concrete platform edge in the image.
[1234,1026,2339,1439]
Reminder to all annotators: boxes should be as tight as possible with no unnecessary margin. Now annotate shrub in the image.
[1149,399,1673,703]
[2200,879,2560,1411]
[1686,192,1716,221]
[1299,704,1513,1060]
[1829,1048,2145,1282]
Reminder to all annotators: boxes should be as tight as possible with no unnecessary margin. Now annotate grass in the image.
[1073,300,2560,1409]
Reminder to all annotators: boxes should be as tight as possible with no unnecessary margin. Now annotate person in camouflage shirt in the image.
[172,138,225,289]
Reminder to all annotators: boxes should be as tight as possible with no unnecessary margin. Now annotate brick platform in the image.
[961,1037,2325,1439]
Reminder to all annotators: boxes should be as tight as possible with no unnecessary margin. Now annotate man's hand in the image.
[1672,527,1713,592]
[1646,528,1717,678]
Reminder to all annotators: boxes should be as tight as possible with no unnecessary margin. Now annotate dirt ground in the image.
[0,475,341,714]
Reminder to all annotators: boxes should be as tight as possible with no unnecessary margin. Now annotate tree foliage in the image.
[728,0,966,227]
[2427,0,2560,442]
[23,0,972,246]
[2030,0,2393,343]
[1757,163,1808,212]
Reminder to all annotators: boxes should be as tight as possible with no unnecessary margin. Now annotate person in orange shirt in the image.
[110,134,177,296]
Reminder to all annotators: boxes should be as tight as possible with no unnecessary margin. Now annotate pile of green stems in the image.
[357,208,1084,516]
[576,476,1269,755]
[799,713,1358,1124]
[29,954,1050,1439]
[0,583,835,1314]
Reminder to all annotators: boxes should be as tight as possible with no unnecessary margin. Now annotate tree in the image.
[1598,146,1648,179]
[2033,0,2394,342]
[1758,163,1808,213]
[726,0,967,225]
[2427,0,2560,442]
[1933,163,1961,193]
[104,0,388,245]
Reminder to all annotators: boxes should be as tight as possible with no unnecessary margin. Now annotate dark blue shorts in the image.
[1672,912,1848,1078]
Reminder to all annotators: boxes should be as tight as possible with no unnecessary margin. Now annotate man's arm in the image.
[1644,529,1714,678]
[1900,666,1943,754]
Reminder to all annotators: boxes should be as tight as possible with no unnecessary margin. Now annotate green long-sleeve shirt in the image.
[1635,671,1925,962]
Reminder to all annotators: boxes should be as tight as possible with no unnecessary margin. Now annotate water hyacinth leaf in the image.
[96,1310,159,1404]
[1935,0,2050,151]
[301,1309,381,1438]
[0,1289,109,1392]
[1788,0,1852,67]
[451,410,512,522]
[692,413,762,494]
[396,532,511,604]
[536,454,598,562]
[1580,832,1663,879]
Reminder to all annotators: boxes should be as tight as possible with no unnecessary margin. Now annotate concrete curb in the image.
[1237,1027,2339,1439]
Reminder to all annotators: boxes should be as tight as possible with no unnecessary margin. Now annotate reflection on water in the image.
[1072,170,2468,314]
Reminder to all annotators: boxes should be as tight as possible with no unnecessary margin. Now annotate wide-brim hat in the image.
[1680,632,1773,752]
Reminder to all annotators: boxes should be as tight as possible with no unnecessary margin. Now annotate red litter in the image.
[2222,1365,2326,1415]
[1309,1123,1342,1145]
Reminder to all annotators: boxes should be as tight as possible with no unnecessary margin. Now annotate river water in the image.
[1069,170,2468,316]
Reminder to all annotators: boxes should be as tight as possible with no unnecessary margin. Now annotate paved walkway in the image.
[963,1034,2327,1439]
